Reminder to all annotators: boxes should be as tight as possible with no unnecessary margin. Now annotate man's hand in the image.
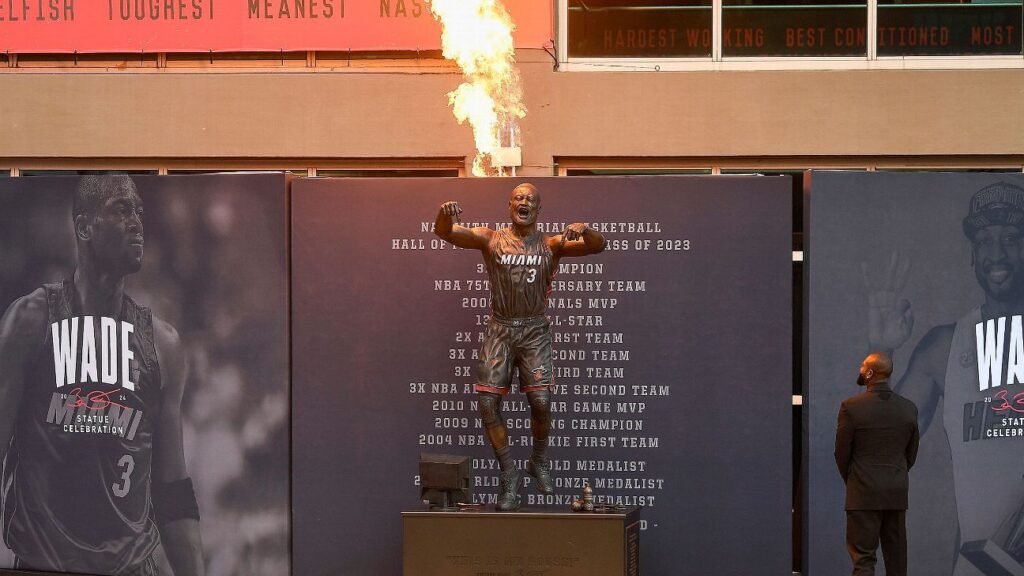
[440,201,463,223]
[562,223,588,242]
[553,223,605,258]
[862,251,914,352]
[434,201,491,250]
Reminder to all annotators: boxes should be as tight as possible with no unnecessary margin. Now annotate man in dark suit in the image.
[836,352,920,576]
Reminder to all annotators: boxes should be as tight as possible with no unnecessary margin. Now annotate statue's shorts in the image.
[475,314,554,396]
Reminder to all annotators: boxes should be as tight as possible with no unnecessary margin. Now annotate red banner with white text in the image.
[0,0,551,53]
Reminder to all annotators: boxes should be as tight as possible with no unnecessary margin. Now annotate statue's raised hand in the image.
[440,201,462,218]
[562,223,589,242]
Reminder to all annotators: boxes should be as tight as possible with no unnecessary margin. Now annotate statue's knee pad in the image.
[479,393,503,428]
[527,391,551,419]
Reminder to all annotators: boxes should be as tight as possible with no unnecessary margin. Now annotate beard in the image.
[857,374,866,386]
[976,262,1024,303]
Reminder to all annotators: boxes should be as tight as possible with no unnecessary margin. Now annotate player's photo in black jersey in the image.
[0,174,290,576]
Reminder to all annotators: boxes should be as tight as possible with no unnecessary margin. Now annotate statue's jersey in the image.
[944,307,1024,574]
[483,228,555,319]
[2,280,162,574]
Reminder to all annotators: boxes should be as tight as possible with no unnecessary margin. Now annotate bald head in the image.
[859,352,893,386]
[510,182,540,203]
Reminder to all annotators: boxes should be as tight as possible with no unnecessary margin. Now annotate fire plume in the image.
[429,0,526,177]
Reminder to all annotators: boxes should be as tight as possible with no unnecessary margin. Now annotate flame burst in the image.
[429,0,526,177]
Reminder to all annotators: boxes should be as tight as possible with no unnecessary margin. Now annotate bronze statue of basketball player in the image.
[434,183,606,511]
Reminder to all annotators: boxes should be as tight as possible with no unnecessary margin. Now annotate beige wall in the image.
[1,49,1022,174]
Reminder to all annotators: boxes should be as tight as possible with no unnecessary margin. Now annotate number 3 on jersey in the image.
[112,454,134,497]
[526,269,537,283]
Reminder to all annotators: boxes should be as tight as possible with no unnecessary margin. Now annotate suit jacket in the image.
[834,382,920,510]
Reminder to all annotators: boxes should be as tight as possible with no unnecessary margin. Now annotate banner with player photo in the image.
[291,176,793,575]
[0,174,290,576]
[805,171,1024,576]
